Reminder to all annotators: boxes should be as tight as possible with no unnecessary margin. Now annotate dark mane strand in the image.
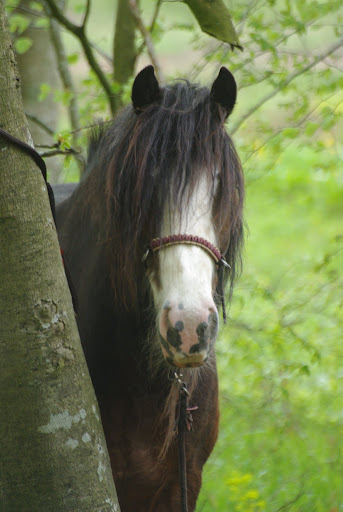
[83,80,244,309]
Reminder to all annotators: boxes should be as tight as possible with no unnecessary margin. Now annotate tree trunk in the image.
[0,3,119,510]
[113,0,138,111]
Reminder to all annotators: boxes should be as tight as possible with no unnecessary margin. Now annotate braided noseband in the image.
[145,234,230,268]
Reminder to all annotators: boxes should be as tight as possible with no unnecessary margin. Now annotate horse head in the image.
[128,66,243,368]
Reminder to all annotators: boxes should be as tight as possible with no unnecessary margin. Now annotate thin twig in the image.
[44,0,115,113]
[242,90,340,165]
[47,2,83,171]
[150,0,163,32]
[26,114,54,136]
[91,42,113,64]
[10,4,44,18]
[236,0,264,37]
[82,0,91,28]
[68,119,113,135]
[232,19,318,75]
[191,12,316,83]
[136,0,163,57]
[274,487,304,512]
[231,36,343,134]
[128,0,164,83]
[40,148,80,158]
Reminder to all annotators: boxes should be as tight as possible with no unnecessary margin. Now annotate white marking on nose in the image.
[148,173,220,365]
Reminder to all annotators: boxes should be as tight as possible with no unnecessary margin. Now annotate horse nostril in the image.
[166,322,183,352]
[196,322,209,339]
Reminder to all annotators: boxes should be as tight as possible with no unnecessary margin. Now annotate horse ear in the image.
[211,67,237,117]
[132,65,161,111]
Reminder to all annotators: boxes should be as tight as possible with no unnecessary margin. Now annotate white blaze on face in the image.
[149,174,219,368]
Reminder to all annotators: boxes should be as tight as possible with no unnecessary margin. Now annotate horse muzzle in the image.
[158,302,219,368]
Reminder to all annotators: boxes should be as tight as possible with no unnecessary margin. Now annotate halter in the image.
[143,234,230,323]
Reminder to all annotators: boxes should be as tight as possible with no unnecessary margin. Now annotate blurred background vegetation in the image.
[5,0,343,510]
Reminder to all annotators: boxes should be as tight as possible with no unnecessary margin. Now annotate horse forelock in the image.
[85,80,244,309]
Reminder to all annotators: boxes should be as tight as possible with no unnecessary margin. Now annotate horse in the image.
[55,65,244,512]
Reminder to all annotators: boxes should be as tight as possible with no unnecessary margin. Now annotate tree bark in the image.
[113,0,138,110]
[0,2,119,510]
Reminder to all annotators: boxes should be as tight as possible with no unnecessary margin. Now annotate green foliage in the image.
[6,1,48,55]
[197,144,343,511]
[9,13,30,34]
[38,83,51,102]
[14,36,32,54]
[226,472,266,511]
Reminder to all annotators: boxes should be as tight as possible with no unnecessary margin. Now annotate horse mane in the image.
[83,79,244,309]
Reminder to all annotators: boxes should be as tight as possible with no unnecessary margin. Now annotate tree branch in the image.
[47,3,83,171]
[82,0,91,28]
[25,114,54,136]
[136,0,163,58]
[242,90,340,166]
[44,0,115,114]
[231,36,343,135]
[39,148,80,158]
[150,0,163,32]
[91,42,113,65]
[128,0,164,83]
[230,19,318,77]
[190,7,315,82]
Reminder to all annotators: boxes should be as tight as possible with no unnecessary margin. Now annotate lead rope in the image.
[0,127,78,312]
[173,371,195,512]
[178,383,189,512]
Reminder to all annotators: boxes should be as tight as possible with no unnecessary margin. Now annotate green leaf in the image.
[14,37,33,55]
[305,122,319,137]
[35,18,49,29]
[63,155,72,168]
[111,81,121,94]
[184,0,242,48]
[73,3,86,14]
[53,89,73,106]
[6,0,21,10]
[29,1,44,11]
[283,127,300,139]
[9,14,30,35]
[322,114,336,132]
[67,53,79,65]
[299,365,311,376]
[38,83,51,101]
